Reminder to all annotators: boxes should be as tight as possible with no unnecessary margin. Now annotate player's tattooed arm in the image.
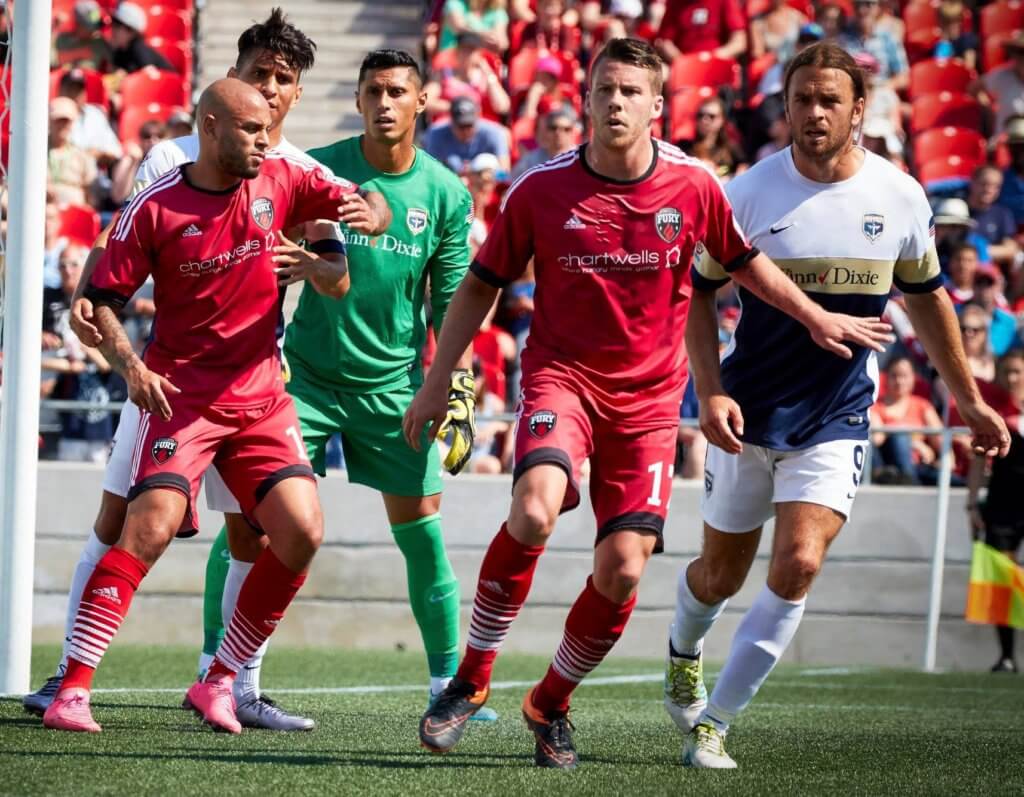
[92,303,180,421]
[273,227,350,299]
[341,189,391,235]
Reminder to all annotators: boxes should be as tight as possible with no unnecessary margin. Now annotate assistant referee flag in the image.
[966,542,1024,630]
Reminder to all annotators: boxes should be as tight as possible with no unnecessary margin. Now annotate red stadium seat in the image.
[508,47,540,93]
[669,86,716,142]
[144,7,191,41]
[147,37,192,81]
[902,1,938,35]
[909,58,976,99]
[918,154,984,185]
[905,28,942,65]
[982,1,1024,39]
[58,204,102,247]
[747,52,776,93]
[119,102,186,144]
[910,92,981,132]
[119,67,188,109]
[913,127,986,166]
[667,53,740,93]
[131,0,193,10]
[984,35,1015,71]
[49,67,109,107]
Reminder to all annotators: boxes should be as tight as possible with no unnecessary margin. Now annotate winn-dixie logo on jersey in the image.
[341,230,423,258]
[778,258,893,295]
[178,234,277,276]
[558,246,682,273]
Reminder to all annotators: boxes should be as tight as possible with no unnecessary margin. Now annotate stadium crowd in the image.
[17,0,1024,486]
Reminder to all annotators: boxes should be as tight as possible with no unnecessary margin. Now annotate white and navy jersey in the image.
[691,147,942,450]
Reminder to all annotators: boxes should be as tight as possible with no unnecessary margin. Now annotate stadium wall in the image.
[32,463,993,671]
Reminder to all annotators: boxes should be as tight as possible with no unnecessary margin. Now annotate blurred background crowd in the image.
[5,0,1024,486]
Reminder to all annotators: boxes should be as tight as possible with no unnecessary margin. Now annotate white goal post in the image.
[0,0,53,695]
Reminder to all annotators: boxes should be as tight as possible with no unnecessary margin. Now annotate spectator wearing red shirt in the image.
[945,242,980,308]
[870,356,944,484]
[519,0,582,56]
[655,0,746,62]
[425,33,511,121]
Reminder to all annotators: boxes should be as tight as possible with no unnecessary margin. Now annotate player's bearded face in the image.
[587,61,662,150]
[217,113,271,179]
[357,67,425,144]
[786,67,864,163]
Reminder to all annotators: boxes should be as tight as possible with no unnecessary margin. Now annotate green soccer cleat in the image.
[682,720,737,769]
[664,646,708,733]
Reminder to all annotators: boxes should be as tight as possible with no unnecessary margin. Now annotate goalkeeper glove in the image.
[437,369,476,475]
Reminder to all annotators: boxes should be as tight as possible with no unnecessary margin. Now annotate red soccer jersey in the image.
[472,140,754,427]
[87,153,359,407]
[657,0,746,54]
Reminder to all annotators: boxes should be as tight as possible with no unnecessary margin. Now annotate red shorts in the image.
[127,390,315,537]
[513,375,677,552]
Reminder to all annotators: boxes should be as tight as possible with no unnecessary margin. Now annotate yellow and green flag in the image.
[966,542,1024,630]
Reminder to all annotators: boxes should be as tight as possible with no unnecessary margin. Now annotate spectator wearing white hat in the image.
[47,97,98,208]
[466,152,502,254]
[108,2,173,74]
[933,197,992,273]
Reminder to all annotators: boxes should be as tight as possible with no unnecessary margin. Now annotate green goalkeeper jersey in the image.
[284,136,473,393]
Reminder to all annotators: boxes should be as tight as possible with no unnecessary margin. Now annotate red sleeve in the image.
[284,161,360,229]
[723,0,746,33]
[703,172,755,272]
[657,0,679,42]
[469,178,535,288]
[84,202,154,308]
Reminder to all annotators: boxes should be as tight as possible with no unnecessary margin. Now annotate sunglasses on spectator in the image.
[548,123,573,132]
[959,325,986,334]
[697,111,721,119]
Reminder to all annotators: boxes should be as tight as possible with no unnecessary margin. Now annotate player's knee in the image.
[93,491,128,546]
[120,512,177,565]
[508,494,558,545]
[771,546,823,599]
[702,566,747,601]
[594,559,644,602]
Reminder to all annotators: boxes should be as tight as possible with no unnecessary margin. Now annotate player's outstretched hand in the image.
[70,297,103,347]
[403,380,450,453]
[699,393,744,455]
[958,399,1011,458]
[126,363,180,421]
[272,230,346,295]
[338,191,390,235]
[808,312,894,359]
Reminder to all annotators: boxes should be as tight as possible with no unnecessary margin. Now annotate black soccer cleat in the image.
[419,677,490,753]
[23,675,63,716]
[521,686,578,770]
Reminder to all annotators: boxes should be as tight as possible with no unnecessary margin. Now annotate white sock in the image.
[669,561,727,658]
[197,652,215,680]
[222,557,264,702]
[59,530,112,674]
[430,676,452,698]
[703,585,806,733]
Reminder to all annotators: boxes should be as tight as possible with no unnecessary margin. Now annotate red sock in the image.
[63,548,150,692]
[457,523,544,691]
[207,548,306,680]
[533,576,637,716]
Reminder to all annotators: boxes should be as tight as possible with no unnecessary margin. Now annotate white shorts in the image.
[701,438,867,533]
[103,401,241,513]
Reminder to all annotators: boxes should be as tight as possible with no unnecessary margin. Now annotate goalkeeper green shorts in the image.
[286,366,443,497]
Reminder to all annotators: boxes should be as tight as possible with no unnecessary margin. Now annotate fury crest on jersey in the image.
[251,197,274,231]
[406,208,428,235]
[528,410,557,439]
[655,207,682,243]
[862,213,884,243]
[152,437,178,465]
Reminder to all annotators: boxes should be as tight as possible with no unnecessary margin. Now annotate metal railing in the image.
[35,398,970,672]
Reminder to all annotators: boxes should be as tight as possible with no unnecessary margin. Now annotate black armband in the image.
[82,282,129,311]
[309,238,347,256]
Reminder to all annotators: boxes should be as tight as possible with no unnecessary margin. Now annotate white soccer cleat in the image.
[664,647,708,733]
[236,695,315,731]
[682,720,738,769]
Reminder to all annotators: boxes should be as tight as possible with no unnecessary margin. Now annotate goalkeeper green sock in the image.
[200,525,231,670]
[391,513,459,685]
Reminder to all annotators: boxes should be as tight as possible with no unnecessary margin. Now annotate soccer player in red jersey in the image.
[42,78,391,735]
[406,38,892,769]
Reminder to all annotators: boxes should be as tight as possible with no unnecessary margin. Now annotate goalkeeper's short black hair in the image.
[358,49,423,87]
[236,7,317,76]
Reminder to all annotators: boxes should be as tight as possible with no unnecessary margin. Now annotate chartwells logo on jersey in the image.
[341,230,423,258]
[559,246,681,273]
[777,258,893,296]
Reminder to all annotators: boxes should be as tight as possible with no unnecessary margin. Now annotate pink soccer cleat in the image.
[42,687,101,733]
[186,675,241,734]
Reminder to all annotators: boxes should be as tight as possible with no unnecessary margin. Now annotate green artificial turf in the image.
[1,644,1022,795]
